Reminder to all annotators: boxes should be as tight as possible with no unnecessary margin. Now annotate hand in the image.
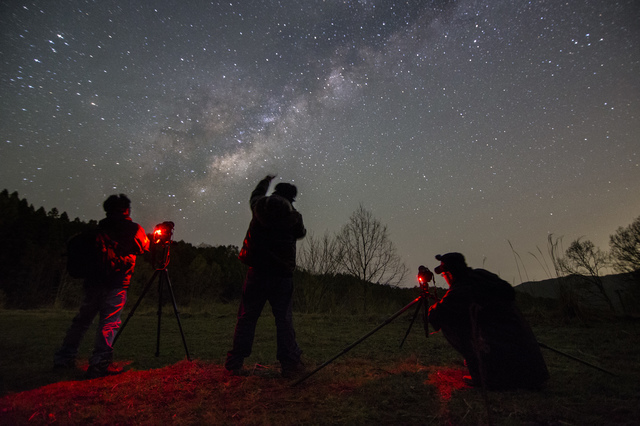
[266,174,277,181]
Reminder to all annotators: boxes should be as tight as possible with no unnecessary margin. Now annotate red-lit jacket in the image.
[92,214,149,288]
[238,177,306,275]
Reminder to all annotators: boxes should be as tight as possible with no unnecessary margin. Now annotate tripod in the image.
[113,240,191,361]
[292,268,438,386]
[292,263,618,387]
[400,268,439,348]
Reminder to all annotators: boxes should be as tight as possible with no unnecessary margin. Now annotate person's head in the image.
[434,252,468,285]
[103,194,131,217]
[273,182,298,203]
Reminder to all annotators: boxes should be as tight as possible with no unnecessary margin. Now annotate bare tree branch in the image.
[335,204,407,287]
[609,215,640,279]
[559,237,615,312]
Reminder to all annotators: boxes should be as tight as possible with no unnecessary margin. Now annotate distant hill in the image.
[515,272,636,311]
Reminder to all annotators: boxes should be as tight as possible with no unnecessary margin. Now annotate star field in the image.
[1,1,639,285]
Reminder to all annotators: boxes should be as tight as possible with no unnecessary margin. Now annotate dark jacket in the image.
[429,268,549,390]
[91,214,149,288]
[428,269,515,331]
[238,177,306,275]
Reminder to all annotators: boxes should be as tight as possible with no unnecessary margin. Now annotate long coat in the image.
[428,268,549,390]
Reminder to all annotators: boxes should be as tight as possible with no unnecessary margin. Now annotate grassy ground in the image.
[1,304,639,425]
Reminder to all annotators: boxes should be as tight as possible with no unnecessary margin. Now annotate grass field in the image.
[1,304,639,425]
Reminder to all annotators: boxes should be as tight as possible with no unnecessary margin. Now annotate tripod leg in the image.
[399,298,423,348]
[162,270,192,361]
[292,295,422,386]
[538,341,617,376]
[422,299,429,339]
[156,271,164,357]
[113,269,160,346]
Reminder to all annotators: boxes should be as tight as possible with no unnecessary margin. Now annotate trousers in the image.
[54,285,127,367]
[225,267,302,371]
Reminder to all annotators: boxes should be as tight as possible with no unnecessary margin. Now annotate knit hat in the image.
[273,183,297,203]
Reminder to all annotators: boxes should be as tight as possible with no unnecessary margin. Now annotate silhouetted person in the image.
[54,194,149,379]
[428,252,549,390]
[225,175,307,378]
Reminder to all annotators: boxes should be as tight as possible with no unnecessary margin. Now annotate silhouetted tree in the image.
[609,215,640,282]
[336,205,407,286]
[335,204,407,311]
[559,238,614,312]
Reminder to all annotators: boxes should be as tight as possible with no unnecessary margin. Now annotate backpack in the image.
[66,229,132,281]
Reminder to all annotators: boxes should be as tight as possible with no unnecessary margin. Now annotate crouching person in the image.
[428,252,549,390]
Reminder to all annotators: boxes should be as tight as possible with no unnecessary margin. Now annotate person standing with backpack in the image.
[54,194,149,379]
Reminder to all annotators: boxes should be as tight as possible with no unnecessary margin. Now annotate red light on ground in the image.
[426,368,469,401]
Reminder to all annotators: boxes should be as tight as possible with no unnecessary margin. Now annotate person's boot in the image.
[85,362,123,379]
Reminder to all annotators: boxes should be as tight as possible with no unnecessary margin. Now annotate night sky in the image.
[2,1,639,286]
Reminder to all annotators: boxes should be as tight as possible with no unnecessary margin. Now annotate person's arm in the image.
[292,211,306,240]
[134,225,150,254]
[427,290,449,331]
[427,285,469,331]
[249,175,276,209]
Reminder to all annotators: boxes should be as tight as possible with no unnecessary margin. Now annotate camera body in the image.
[152,221,175,245]
[151,221,175,269]
[417,265,433,287]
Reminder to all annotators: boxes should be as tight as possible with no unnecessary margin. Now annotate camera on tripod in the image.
[151,221,175,270]
[152,221,175,245]
[417,265,433,290]
[114,219,191,360]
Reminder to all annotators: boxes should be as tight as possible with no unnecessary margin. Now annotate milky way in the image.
[1,1,639,285]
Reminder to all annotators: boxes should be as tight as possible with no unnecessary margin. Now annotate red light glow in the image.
[153,229,164,244]
[426,367,470,401]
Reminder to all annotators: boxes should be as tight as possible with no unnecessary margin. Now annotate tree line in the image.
[4,188,636,315]
[0,190,416,313]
